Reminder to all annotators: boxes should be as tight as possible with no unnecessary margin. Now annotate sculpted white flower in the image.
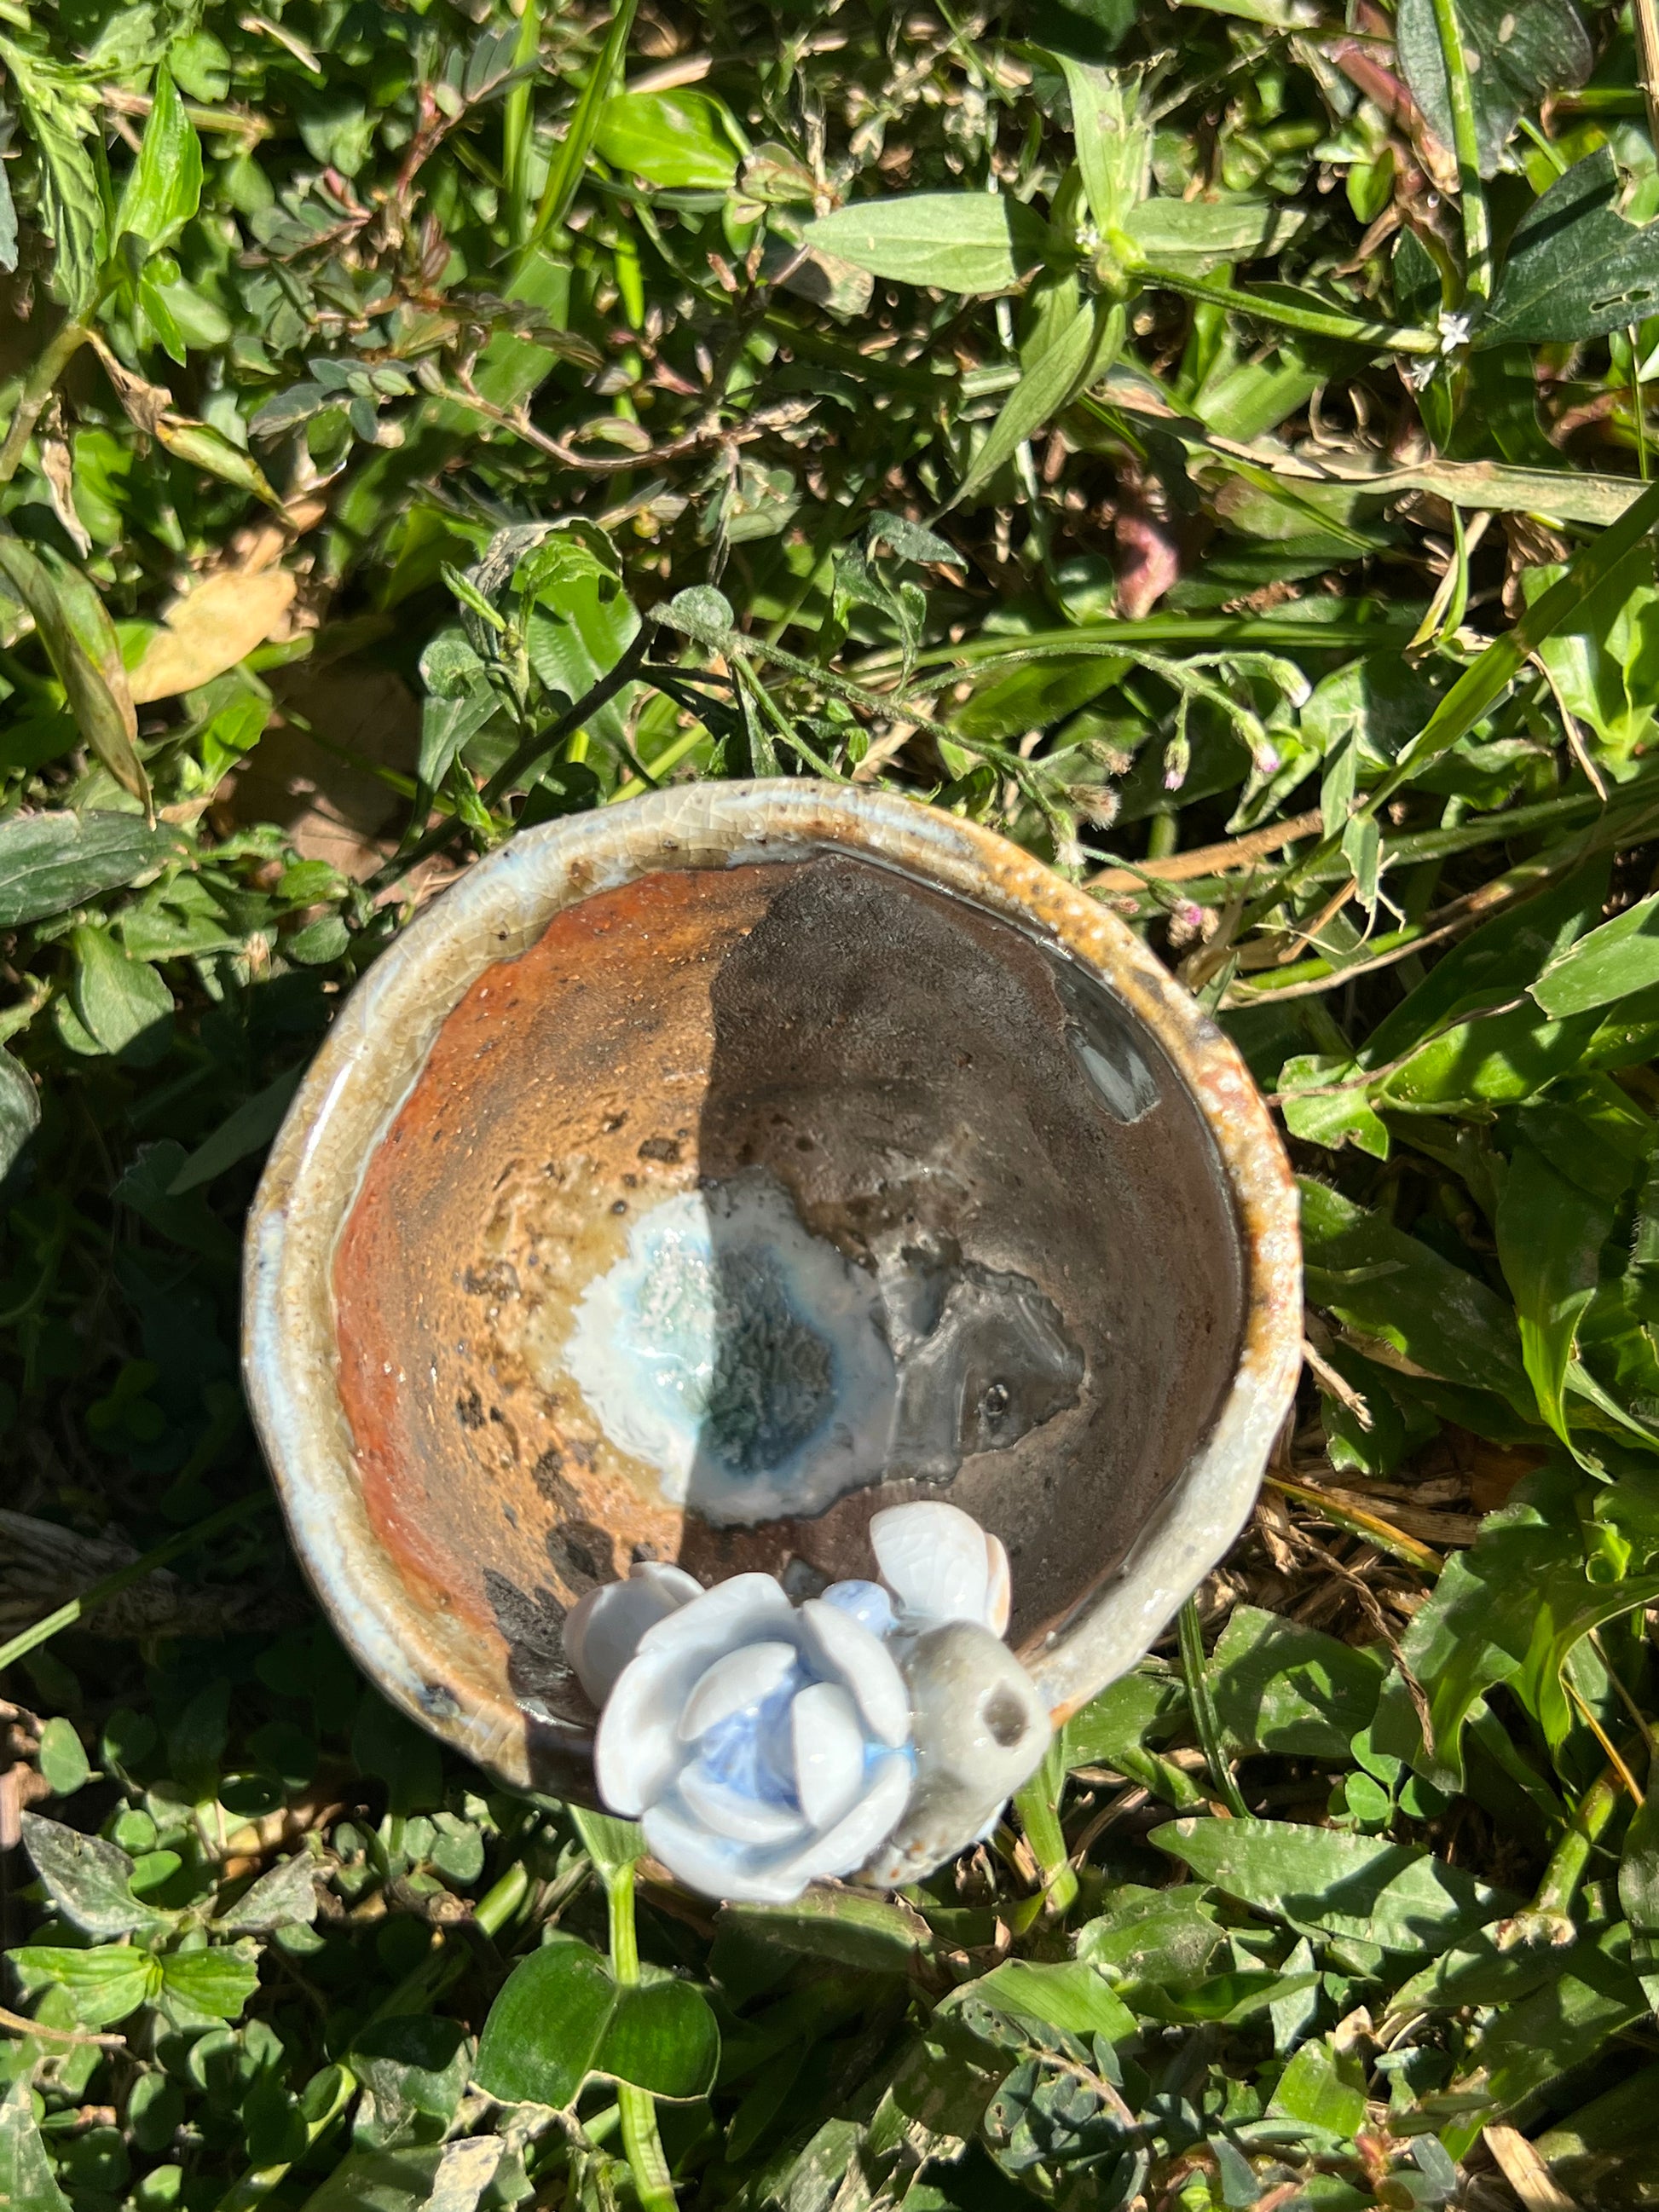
[572,1504,1051,1904]
[591,1572,915,1904]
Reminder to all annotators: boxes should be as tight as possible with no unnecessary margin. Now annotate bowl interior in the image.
[332,850,1244,1744]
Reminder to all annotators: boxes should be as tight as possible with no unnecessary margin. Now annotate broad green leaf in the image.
[1062,1667,1187,1769]
[0,2077,71,2212]
[1299,1178,1532,1414]
[1076,1888,1223,1987]
[722,1891,928,1972]
[1210,1605,1387,1759]
[0,810,178,927]
[1153,1816,1514,1953]
[350,2019,471,2152]
[956,297,1121,503]
[473,1939,720,2107]
[1457,1921,1649,2130]
[1278,1053,1389,1161]
[0,144,17,274]
[159,1947,260,2021]
[0,42,104,309]
[21,1811,171,1937]
[592,88,743,188]
[951,652,1129,743]
[1480,149,1659,349]
[37,1715,90,1796]
[1496,1136,1616,1446]
[217,1851,321,1934]
[964,1960,1137,2044]
[113,67,203,251]
[1125,193,1308,274]
[69,927,174,1057]
[801,193,1052,293]
[1054,58,1147,234]
[1396,0,1590,178]
[295,2144,498,2212]
[8,1945,162,2027]
[1265,2039,1366,2139]
[0,539,149,809]
[0,1047,39,1178]
[1533,892,1659,1017]
[1365,858,1610,1109]
[1394,1481,1659,1788]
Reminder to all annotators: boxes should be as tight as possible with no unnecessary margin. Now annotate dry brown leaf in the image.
[1483,2126,1577,2212]
[129,568,298,703]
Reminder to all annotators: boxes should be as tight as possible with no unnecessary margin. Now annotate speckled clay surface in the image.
[243,783,1302,1809]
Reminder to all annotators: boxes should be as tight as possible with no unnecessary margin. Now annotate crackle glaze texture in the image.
[245,784,1302,1807]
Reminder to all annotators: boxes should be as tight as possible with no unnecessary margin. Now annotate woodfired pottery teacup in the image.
[243,782,1301,1852]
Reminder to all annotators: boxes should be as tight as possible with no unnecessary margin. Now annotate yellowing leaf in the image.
[129,569,297,702]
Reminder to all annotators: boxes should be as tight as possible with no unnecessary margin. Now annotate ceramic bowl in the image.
[244,783,1301,1805]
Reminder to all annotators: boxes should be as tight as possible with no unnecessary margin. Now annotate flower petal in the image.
[635,1573,794,1665]
[564,1565,701,1707]
[790,1681,865,1832]
[799,1599,910,1748]
[594,1645,695,1816]
[677,1759,811,1845]
[642,1801,813,1905]
[679,1641,800,1741]
[776,1749,914,1886]
[870,1502,990,1629]
[819,1580,895,1638]
[983,1533,1011,1637]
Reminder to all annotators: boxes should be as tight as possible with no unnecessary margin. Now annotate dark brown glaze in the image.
[332,853,1245,1736]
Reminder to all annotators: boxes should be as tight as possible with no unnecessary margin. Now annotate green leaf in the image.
[113,67,203,251]
[1459,1921,1650,2128]
[1125,193,1308,274]
[1496,1135,1617,1446]
[719,1891,928,1973]
[1278,1053,1389,1161]
[37,1716,90,1797]
[0,540,149,810]
[217,1851,321,1934]
[1395,1482,1659,1789]
[1266,2039,1367,2139]
[801,193,1052,293]
[1620,1789,1659,2016]
[20,1811,171,1937]
[473,1939,720,2107]
[0,1048,39,1179]
[0,42,105,309]
[159,1946,260,2021]
[1396,0,1590,179]
[8,1945,162,2027]
[0,2077,72,2212]
[350,2019,470,2151]
[69,927,174,1058]
[1054,58,1147,234]
[1300,1178,1532,1414]
[1210,1605,1387,1759]
[965,1960,1138,2044]
[166,1065,304,1194]
[1152,1816,1514,1953]
[1533,891,1659,1017]
[1480,149,1659,349]
[955,296,1122,504]
[154,419,281,509]
[592,88,743,188]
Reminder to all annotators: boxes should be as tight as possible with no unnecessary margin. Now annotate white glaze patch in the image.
[564,1170,898,1524]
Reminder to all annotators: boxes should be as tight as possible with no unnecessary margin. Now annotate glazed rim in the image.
[244,782,1303,1790]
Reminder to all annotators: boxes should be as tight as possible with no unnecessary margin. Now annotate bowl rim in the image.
[243,780,1302,1788]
